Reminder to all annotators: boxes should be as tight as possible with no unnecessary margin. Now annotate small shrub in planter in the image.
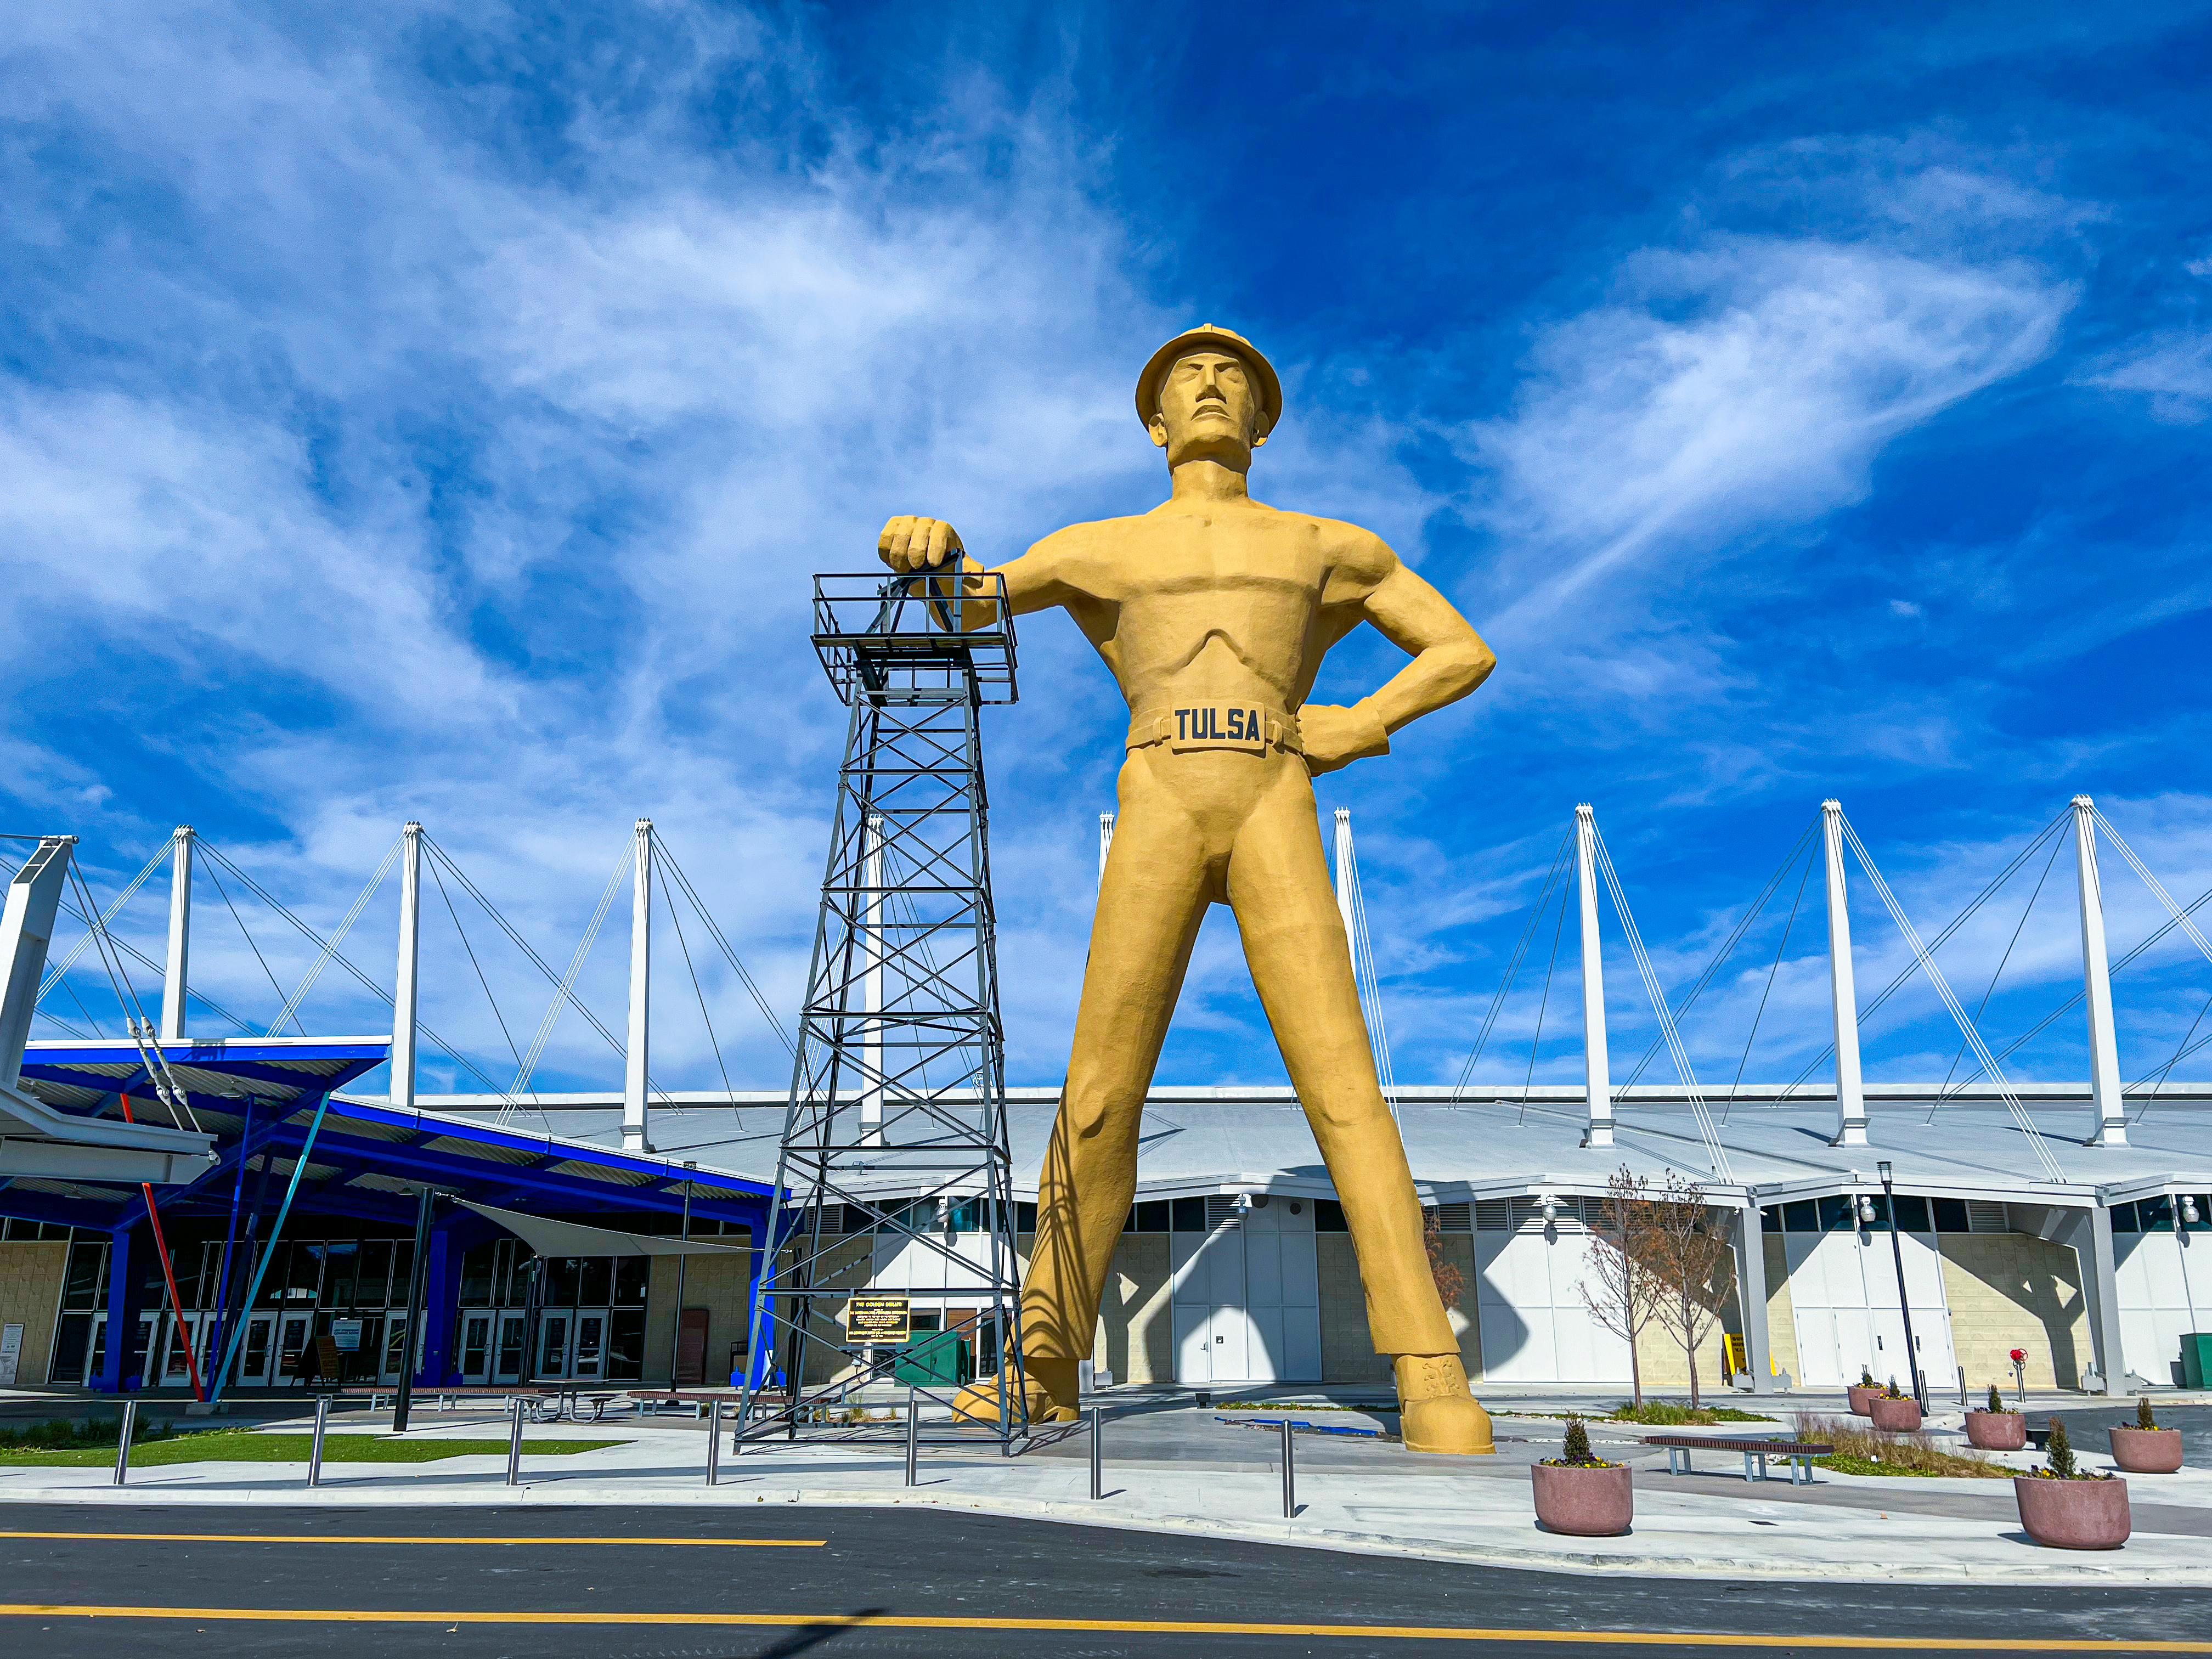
[1847,1367,1880,1417]
[2016,1420,2129,1550]
[1531,1417,1632,1537]
[1965,1384,2025,1451]
[1868,1383,1922,1433]
[2109,1397,2184,1474]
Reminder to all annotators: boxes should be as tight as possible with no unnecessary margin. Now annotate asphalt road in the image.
[0,1503,2204,1657]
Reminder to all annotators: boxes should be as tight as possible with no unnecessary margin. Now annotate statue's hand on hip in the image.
[1299,703,1391,775]
[878,516,964,571]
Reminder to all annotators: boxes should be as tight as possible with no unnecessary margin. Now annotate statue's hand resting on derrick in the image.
[876,326,1497,1453]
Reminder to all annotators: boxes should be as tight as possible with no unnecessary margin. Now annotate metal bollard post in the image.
[905,1387,918,1488]
[505,1397,524,1487]
[1280,1419,1295,1519]
[1957,1367,1969,1409]
[112,1400,138,1487]
[706,1399,723,1487]
[1089,1406,1103,1500]
[308,1396,330,1488]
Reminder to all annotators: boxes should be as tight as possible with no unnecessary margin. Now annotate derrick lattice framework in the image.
[738,571,1025,1447]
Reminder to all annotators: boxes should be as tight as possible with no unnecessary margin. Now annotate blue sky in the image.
[7,2,2212,1107]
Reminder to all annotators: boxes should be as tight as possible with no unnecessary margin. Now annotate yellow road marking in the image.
[0,1532,822,1548]
[0,1607,2203,1648]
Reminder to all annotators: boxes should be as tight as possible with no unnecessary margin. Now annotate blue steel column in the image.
[96,1224,140,1395]
[419,1217,466,1386]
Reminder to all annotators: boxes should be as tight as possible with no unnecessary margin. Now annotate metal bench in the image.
[1643,1433,1832,1486]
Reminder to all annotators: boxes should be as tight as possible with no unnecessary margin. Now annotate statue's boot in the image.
[1394,1353,1494,1454]
[951,1356,1080,1425]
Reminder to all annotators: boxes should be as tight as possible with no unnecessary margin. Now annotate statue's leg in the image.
[1224,764,1493,1453]
[959,759,1213,1423]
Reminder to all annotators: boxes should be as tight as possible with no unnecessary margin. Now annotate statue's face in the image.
[1150,349,1271,464]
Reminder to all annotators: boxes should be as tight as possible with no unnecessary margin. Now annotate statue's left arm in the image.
[1301,538,1497,776]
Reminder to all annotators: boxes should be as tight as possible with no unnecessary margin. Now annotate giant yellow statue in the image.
[878,326,1497,1453]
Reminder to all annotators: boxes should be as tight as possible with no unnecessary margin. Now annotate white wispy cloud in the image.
[2086,331,2212,423]
[1466,238,2070,639]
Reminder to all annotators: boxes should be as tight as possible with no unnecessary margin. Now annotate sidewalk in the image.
[4,1399,2209,1585]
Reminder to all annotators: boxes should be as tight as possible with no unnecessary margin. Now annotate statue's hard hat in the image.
[1135,324,1282,433]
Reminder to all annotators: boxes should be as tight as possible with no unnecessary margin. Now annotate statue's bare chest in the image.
[1085,514,1327,611]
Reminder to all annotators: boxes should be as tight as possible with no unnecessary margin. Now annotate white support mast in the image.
[391,822,422,1114]
[1333,809,1356,944]
[861,813,884,1147]
[159,825,194,1043]
[1098,812,1116,889]
[2073,795,2127,1147]
[1822,799,1869,1147]
[0,837,75,1094]
[624,817,654,1154]
[1575,804,1614,1148]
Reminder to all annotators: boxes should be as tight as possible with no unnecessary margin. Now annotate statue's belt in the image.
[1126,701,1302,756]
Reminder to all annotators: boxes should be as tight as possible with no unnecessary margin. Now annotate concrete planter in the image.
[2109,1426,2183,1474]
[1869,1396,1923,1432]
[1531,1462,1633,1537]
[2014,1475,2130,1549]
[1847,1385,1880,1416]
[1965,1410,2026,1451]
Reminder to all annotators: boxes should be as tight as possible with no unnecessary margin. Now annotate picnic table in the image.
[1642,1432,1833,1486]
[341,1385,620,1422]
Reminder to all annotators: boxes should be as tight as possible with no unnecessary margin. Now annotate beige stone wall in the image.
[1315,1233,1481,1384]
[1939,1233,2089,1392]
[1318,1234,1391,1383]
[1630,1311,1731,1392]
[1097,1233,1171,1384]
[1761,1234,1803,1384]
[0,1243,64,1385]
[639,1233,757,1386]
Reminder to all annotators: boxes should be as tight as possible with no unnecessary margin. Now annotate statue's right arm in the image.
[876,516,1079,622]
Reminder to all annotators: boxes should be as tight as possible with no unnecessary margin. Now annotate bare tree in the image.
[1424,1209,1466,1314]
[1643,1170,1736,1408]
[1579,1166,1662,1407]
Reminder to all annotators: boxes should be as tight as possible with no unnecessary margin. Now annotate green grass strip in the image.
[0,1432,628,1468]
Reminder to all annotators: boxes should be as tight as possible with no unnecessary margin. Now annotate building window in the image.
[1170,1198,1207,1233]
[1314,1200,1348,1233]
[60,1240,106,1307]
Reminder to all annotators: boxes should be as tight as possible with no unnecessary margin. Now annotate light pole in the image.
[1876,1161,1925,1409]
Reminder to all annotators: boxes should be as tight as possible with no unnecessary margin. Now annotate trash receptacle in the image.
[2181,1333,2212,1390]
[892,1330,970,1387]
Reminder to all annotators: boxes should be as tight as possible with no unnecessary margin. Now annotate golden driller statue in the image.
[878,325,1497,1453]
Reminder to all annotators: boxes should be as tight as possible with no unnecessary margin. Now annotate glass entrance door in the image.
[571,1311,607,1379]
[537,1313,572,1379]
[239,1314,275,1385]
[458,1313,494,1384]
[155,1311,216,1389]
[276,1314,312,1383]
[495,1314,526,1383]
